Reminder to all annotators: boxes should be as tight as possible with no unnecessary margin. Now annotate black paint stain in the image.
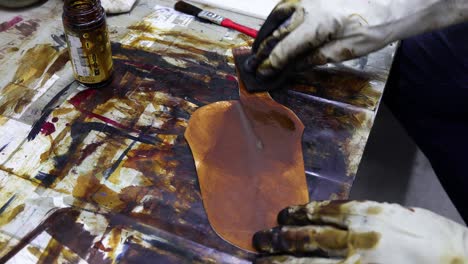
[0,195,16,215]
[103,140,137,180]
[37,121,161,186]
[0,143,9,153]
[51,34,66,50]
[0,208,78,263]
[68,122,160,146]
[28,81,75,141]
[35,172,58,187]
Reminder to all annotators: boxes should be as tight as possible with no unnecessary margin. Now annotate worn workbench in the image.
[0,0,396,262]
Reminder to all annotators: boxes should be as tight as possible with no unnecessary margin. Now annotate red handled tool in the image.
[175,1,258,38]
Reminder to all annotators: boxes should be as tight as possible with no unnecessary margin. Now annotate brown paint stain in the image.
[292,67,381,110]
[315,230,380,251]
[75,141,105,166]
[403,205,416,212]
[451,257,466,264]
[37,237,82,263]
[0,240,12,257]
[73,174,124,211]
[2,40,250,261]
[107,228,122,258]
[0,44,58,115]
[316,200,350,216]
[44,210,108,263]
[0,117,8,126]
[0,209,76,263]
[313,228,348,250]
[6,47,19,53]
[14,19,40,38]
[125,24,250,65]
[26,246,42,258]
[184,48,309,251]
[123,144,178,191]
[40,49,70,86]
[117,141,201,215]
[11,44,57,85]
[52,107,74,116]
[37,238,63,263]
[349,231,381,249]
[39,125,71,164]
[0,19,378,259]
[255,226,380,254]
[163,31,246,50]
[0,204,25,226]
[127,26,245,51]
[366,206,382,215]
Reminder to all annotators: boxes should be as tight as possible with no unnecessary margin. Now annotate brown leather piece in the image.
[184,48,309,251]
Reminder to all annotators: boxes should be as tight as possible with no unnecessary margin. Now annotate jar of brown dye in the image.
[63,0,113,88]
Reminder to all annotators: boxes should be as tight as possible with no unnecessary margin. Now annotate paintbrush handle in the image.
[221,19,258,38]
[175,1,258,38]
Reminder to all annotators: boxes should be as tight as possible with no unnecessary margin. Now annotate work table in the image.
[0,0,396,262]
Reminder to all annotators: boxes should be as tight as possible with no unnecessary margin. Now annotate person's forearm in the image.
[392,0,468,40]
[250,0,468,75]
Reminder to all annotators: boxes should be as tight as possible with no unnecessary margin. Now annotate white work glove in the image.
[253,200,468,264]
[100,0,136,14]
[249,0,468,76]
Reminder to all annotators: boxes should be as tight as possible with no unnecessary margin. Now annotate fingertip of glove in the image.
[252,230,269,252]
[243,55,258,73]
[252,228,279,253]
[277,207,291,225]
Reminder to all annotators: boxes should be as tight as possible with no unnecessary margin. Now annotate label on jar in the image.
[65,24,113,84]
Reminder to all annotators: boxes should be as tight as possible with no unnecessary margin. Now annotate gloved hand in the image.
[253,200,468,264]
[249,0,468,76]
[100,0,136,14]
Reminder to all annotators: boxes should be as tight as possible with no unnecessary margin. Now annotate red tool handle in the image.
[221,19,258,38]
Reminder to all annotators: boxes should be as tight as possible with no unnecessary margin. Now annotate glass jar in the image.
[63,0,113,88]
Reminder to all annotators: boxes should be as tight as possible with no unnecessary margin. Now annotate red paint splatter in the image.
[226,74,237,82]
[40,122,56,136]
[69,89,97,107]
[52,117,59,123]
[0,16,23,32]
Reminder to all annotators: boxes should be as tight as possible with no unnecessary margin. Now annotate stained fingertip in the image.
[307,51,328,66]
[243,55,258,73]
[253,5,296,51]
[277,205,311,225]
[256,60,277,78]
[277,207,291,225]
[253,226,291,253]
[253,229,275,253]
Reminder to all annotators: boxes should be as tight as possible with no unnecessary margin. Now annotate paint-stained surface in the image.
[0,0,396,263]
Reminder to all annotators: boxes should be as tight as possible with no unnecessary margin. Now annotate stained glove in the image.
[249,0,468,76]
[100,0,136,14]
[253,200,468,264]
